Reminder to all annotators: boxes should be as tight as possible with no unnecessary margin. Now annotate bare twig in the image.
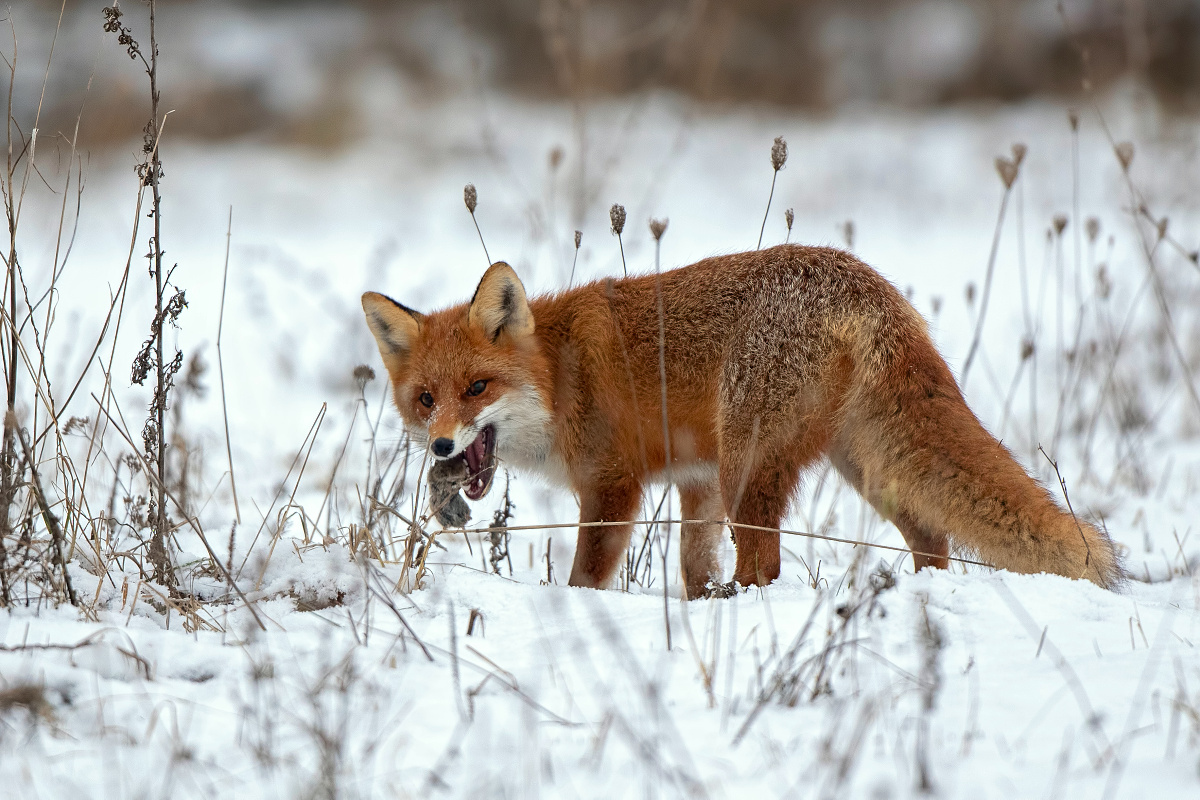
[961,160,1017,383]
[217,206,240,523]
[1038,445,1092,577]
[436,517,993,569]
[0,630,151,679]
[9,411,76,606]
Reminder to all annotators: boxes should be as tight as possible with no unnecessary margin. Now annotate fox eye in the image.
[419,391,434,408]
[467,379,488,397]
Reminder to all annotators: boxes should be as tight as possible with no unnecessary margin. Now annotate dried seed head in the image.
[353,364,376,384]
[1011,143,1027,166]
[995,156,1018,189]
[869,564,896,592]
[609,203,626,236]
[464,183,478,214]
[1068,109,1079,131]
[0,684,51,719]
[1020,338,1035,360]
[771,136,788,171]
[1190,251,1199,265]
[1053,214,1068,235]
[931,296,943,316]
[1156,217,1169,241]
[1096,264,1112,299]
[574,230,582,249]
[784,208,794,231]
[965,282,976,306]
[649,218,668,241]
[549,146,564,171]
[842,220,855,250]
[1115,141,1135,171]
[1086,216,1101,242]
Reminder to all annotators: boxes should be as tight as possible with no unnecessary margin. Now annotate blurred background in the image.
[15,0,1200,151]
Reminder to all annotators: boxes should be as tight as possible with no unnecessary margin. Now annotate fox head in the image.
[362,262,554,500]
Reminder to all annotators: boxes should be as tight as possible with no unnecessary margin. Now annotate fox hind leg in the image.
[721,455,801,587]
[830,447,950,573]
[720,425,827,587]
[893,510,950,572]
[679,481,725,599]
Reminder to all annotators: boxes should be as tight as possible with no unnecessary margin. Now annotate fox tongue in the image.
[463,432,486,478]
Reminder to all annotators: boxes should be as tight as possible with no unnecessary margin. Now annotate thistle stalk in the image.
[757,136,787,249]
[568,229,581,287]
[610,204,627,277]
[104,1,182,587]
[147,0,171,587]
[463,183,491,265]
[650,217,671,648]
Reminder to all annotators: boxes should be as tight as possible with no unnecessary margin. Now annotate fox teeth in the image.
[461,425,496,501]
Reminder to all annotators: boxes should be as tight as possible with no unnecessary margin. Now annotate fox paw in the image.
[702,580,742,599]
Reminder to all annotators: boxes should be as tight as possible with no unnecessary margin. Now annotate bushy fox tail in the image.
[835,324,1124,589]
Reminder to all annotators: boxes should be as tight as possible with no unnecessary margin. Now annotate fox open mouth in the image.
[456,425,497,501]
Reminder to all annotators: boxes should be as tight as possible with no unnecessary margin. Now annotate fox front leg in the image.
[567,478,641,589]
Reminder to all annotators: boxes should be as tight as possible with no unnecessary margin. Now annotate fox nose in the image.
[431,437,455,458]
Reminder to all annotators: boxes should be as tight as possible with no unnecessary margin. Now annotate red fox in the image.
[363,245,1122,596]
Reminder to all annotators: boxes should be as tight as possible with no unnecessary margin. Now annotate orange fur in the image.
[364,245,1124,595]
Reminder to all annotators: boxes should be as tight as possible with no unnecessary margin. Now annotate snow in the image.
[4,559,1198,797]
[2,16,1200,800]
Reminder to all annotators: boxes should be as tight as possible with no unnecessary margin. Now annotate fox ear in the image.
[362,292,422,375]
[468,262,534,342]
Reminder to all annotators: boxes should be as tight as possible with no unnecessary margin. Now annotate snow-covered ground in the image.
[2,12,1200,797]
